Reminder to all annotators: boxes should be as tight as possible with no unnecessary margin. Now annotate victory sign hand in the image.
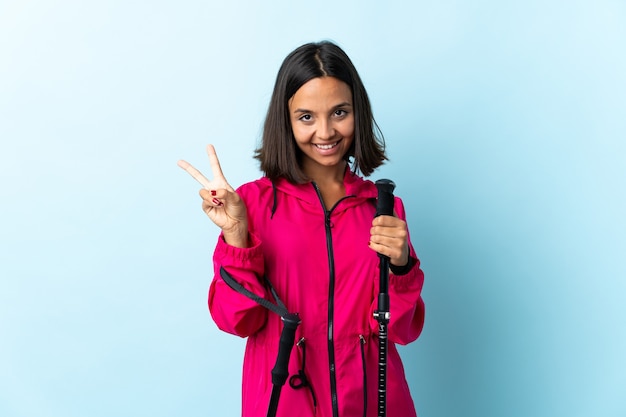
[177,144,249,247]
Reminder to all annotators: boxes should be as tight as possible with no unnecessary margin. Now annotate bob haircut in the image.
[255,41,386,184]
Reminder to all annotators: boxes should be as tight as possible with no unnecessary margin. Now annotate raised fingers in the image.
[177,159,211,189]
[206,144,227,183]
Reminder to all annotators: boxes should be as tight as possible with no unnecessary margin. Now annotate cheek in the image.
[339,119,355,139]
[291,125,311,144]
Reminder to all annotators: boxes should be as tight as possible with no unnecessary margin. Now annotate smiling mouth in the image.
[314,140,341,150]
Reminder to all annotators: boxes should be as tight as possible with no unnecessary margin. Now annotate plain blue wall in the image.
[1,1,624,416]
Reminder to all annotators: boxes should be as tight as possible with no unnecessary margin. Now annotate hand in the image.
[369,215,410,267]
[177,144,249,247]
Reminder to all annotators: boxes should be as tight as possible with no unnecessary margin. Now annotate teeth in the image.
[315,142,337,150]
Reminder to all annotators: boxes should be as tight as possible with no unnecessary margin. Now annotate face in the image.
[288,76,354,178]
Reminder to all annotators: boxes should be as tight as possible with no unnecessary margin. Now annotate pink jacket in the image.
[209,170,425,417]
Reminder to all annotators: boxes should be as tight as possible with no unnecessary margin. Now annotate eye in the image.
[334,109,348,117]
[298,114,312,122]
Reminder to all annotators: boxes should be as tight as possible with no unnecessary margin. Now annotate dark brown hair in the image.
[255,41,386,183]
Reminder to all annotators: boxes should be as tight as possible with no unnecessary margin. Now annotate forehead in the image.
[289,77,352,109]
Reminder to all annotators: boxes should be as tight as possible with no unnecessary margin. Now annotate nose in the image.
[316,118,335,141]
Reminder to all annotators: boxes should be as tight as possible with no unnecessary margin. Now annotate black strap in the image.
[220,267,289,317]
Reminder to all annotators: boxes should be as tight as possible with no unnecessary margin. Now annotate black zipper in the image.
[311,182,353,417]
[359,335,367,417]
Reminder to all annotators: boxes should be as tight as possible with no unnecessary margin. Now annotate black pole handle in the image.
[267,313,300,417]
[271,313,301,386]
[375,179,396,295]
[375,179,396,217]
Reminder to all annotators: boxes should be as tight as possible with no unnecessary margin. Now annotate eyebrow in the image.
[292,102,353,114]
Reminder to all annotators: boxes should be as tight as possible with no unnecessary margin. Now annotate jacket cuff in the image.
[214,231,263,270]
[390,255,417,276]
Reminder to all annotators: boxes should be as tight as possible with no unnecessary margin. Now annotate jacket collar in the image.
[260,168,378,211]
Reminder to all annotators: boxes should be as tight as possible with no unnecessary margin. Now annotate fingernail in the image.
[211,190,217,196]
[212,198,223,206]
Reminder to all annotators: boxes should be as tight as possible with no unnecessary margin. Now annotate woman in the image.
[178,41,425,417]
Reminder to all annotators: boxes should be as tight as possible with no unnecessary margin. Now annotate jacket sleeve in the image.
[208,231,269,338]
[369,197,425,345]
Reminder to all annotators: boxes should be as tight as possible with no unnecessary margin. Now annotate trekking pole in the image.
[373,179,395,417]
[219,267,300,417]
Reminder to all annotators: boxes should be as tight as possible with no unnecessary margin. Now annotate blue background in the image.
[1,1,624,416]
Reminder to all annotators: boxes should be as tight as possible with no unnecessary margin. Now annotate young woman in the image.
[178,41,425,417]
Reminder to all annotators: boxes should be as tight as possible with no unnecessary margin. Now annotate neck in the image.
[304,161,348,186]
